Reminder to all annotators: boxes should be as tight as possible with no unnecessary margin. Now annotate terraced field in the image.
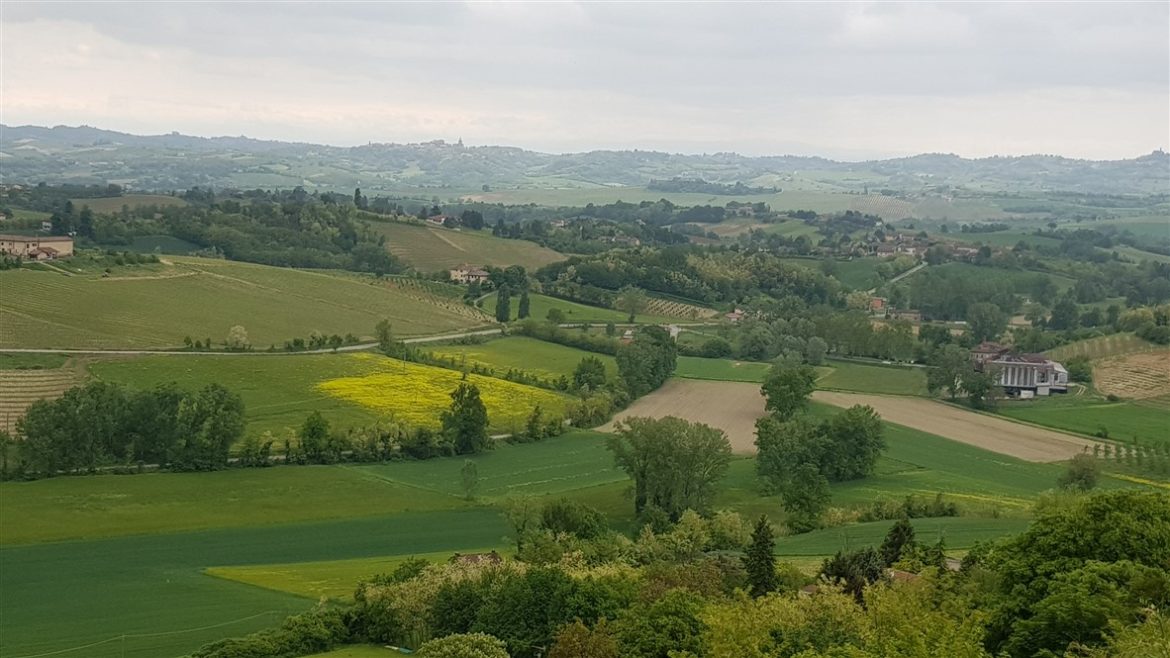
[644,296,719,320]
[369,220,565,271]
[0,257,488,349]
[0,362,80,432]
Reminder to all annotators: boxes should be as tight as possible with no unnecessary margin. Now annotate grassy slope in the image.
[426,336,617,380]
[818,360,929,396]
[369,221,565,271]
[1045,332,1160,361]
[675,356,773,382]
[482,291,678,324]
[90,352,569,438]
[996,397,1169,447]
[0,351,69,369]
[0,256,485,349]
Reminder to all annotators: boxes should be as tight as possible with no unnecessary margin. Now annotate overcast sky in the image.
[2,1,1167,160]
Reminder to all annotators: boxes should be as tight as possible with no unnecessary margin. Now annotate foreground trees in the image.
[18,381,245,474]
[606,416,731,520]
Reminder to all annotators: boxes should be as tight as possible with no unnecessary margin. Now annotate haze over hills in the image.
[2,124,1167,196]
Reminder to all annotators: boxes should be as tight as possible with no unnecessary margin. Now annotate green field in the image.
[774,517,1034,556]
[777,256,885,290]
[209,548,502,601]
[90,352,567,438]
[0,256,488,349]
[73,194,188,213]
[818,360,929,396]
[482,290,678,324]
[0,351,69,369]
[675,356,774,382]
[0,508,506,658]
[427,336,617,380]
[997,397,1170,447]
[369,220,565,272]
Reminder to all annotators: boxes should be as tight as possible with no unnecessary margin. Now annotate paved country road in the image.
[0,328,505,356]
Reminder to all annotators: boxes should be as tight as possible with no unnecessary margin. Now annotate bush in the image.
[190,608,351,658]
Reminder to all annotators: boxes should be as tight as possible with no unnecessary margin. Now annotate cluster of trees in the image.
[536,246,842,308]
[926,344,1002,409]
[61,188,403,274]
[615,326,677,398]
[753,365,886,532]
[194,490,1170,658]
[13,381,244,476]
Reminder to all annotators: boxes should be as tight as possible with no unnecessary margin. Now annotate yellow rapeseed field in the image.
[317,354,569,432]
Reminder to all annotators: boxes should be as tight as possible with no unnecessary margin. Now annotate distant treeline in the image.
[647,177,779,195]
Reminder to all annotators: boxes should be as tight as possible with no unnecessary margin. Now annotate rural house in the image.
[449,263,490,285]
[0,234,74,260]
[971,343,1069,397]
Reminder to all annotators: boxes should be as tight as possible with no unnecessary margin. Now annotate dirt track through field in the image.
[601,379,1095,462]
[812,391,1096,462]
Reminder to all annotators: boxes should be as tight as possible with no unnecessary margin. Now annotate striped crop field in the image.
[0,257,490,349]
[369,220,565,272]
[0,365,80,432]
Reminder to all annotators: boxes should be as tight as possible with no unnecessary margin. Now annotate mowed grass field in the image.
[369,221,565,271]
[90,352,569,437]
[0,256,488,349]
[818,360,928,396]
[427,336,617,380]
[675,356,774,382]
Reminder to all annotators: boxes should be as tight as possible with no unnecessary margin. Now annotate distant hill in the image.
[1,124,1166,196]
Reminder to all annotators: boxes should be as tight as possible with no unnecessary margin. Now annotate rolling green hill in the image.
[369,220,565,272]
[0,256,488,349]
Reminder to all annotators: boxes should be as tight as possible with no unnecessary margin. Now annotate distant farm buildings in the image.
[0,234,74,260]
[971,342,1068,397]
[449,263,490,284]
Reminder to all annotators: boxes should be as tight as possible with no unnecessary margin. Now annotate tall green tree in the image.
[614,285,648,323]
[442,383,490,455]
[781,462,830,533]
[171,384,246,470]
[615,326,677,397]
[572,356,607,391]
[760,365,817,420]
[1058,453,1100,491]
[517,289,531,319]
[966,301,1007,343]
[880,517,917,566]
[927,344,970,400]
[744,515,777,597]
[606,416,731,519]
[299,411,330,463]
[375,319,393,352]
[460,459,479,500]
[495,285,512,323]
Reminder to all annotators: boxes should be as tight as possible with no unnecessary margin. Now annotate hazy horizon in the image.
[3,2,1168,160]
[6,121,1168,163]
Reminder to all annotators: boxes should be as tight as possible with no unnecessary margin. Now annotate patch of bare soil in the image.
[600,379,767,454]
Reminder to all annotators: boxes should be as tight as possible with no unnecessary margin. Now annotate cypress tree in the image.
[879,517,916,566]
[495,285,511,323]
[518,289,531,319]
[744,515,777,597]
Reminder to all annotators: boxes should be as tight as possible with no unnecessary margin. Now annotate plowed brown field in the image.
[600,379,1094,462]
